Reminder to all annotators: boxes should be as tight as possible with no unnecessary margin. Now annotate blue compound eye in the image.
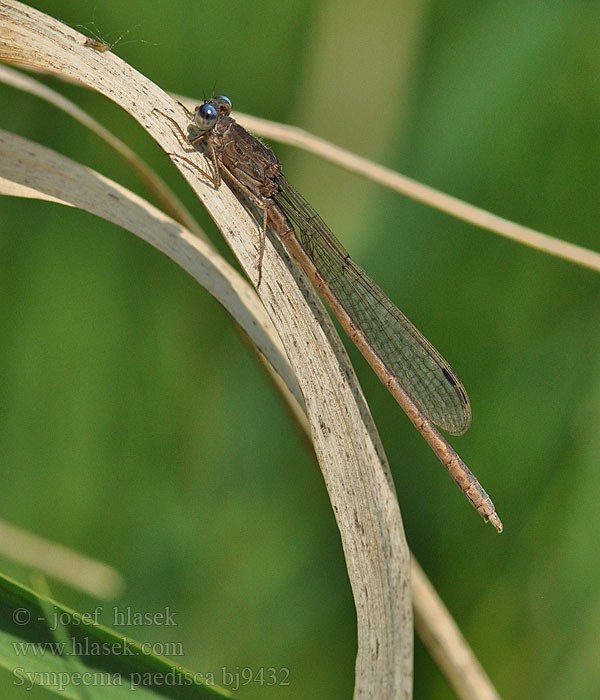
[194,103,218,131]
[212,95,232,116]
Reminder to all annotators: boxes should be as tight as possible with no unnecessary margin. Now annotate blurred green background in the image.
[1,0,599,698]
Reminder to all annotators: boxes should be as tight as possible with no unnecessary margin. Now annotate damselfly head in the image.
[193,102,218,132]
[193,95,231,132]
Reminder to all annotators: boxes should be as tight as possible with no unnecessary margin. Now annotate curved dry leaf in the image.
[0,2,413,698]
[0,174,70,204]
[0,62,204,237]
[0,128,502,700]
[0,128,300,409]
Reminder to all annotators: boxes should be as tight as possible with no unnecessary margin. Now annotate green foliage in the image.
[0,574,230,698]
[1,1,599,698]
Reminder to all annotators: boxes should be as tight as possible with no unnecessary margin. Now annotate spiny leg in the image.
[153,108,221,187]
[175,100,194,121]
[152,108,199,149]
[153,106,212,156]
[164,151,220,188]
[217,167,273,287]
[256,206,267,288]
